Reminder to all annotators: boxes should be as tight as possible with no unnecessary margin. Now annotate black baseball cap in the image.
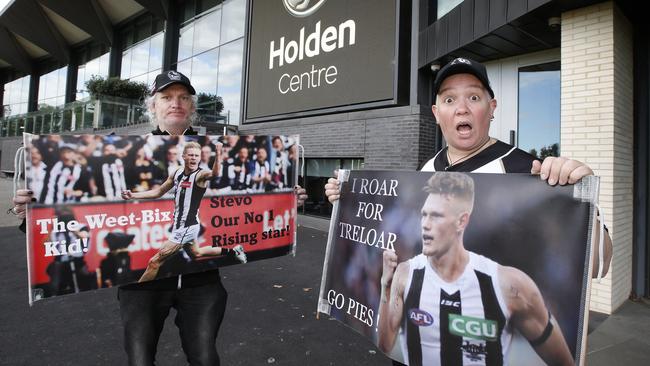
[433,57,494,100]
[150,70,196,96]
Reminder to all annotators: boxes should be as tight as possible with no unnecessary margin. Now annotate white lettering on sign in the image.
[269,20,356,70]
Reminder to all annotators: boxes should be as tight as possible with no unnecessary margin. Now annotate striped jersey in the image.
[250,160,270,192]
[172,168,206,229]
[420,140,536,174]
[99,157,127,199]
[41,161,81,204]
[400,252,512,366]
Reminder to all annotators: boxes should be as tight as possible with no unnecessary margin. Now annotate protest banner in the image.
[318,170,600,365]
[23,134,299,303]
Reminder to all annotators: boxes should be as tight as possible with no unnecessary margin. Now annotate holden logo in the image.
[282,0,327,17]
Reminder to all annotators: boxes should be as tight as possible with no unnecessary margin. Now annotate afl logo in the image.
[282,0,327,17]
[408,308,434,327]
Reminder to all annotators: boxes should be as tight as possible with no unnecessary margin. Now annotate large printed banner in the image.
[318,170,599,365]
[23,134,299,303]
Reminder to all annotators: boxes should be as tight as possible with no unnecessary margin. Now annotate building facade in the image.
[0,0,648,314]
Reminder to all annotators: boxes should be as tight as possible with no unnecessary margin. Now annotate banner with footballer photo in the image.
[318,170,601,366]
[23,134,300,303]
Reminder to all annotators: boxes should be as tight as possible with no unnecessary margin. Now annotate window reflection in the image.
[518,62,561,159]
[217,39,243,124]
[194,9,221,54]
[192,48,219,95]
[38,66,68,109]
[2,75,30,116]
[121,32,165,82]
[175,0,246,124]
[222,0,245,44]
[77,52,110,100]
[437,0,463,19]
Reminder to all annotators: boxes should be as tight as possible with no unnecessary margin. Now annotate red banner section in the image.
[28,192,296,286]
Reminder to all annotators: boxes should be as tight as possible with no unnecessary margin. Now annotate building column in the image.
[162,0,180,71]
[28,70,40,112]
[65,58,79,103]
[108,29,122,78]
[561,1,634,314]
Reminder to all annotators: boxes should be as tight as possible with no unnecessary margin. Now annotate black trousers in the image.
[118,280,228,366]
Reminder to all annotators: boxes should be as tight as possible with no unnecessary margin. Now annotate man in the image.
[377,172,574,365]
[325,57,612,366]
[121,141,248,283]
[11,70,308,365]
[40,145,83,204]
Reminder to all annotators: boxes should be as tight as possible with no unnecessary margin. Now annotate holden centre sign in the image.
[245,0,399,121]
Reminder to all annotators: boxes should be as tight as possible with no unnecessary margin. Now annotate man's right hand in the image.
[324,170,341,204]
[12,189,34,219]
[381,250,398,288]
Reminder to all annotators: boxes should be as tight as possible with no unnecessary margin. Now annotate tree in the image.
[85,76,149,100]
[529,143,559,159]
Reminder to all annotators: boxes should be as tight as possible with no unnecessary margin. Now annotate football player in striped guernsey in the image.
[122,141,247,283]
[377,172,574,366]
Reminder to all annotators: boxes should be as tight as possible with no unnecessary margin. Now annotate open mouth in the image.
[456,122,473,135]
[422,234,434,243]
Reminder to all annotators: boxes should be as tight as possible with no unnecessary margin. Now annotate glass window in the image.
[175,0,245,124]
[178,24,195,62]
[2,75,30,117]
[191,48,219,95]
[194,9,221,55]
[517,62,561,159]
[217,39,243,124]
[77,52,110,100]
[121,32,164,82]
[437,0,463,19]
[149,33,164,72]
[38,66,68,109]
[221,0,245,44]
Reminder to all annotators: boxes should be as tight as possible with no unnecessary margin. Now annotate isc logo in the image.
[448,314,498,341]
[408,309,433,326]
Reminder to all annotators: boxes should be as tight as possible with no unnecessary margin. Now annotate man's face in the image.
[272,138,283,150]
[420,193,467,257]
[256,148,267,162]
[167,148,178,162]
[103,144,116,156]
[152,84,195,132]
[183,148,201,168]
[201,146,212,162]
[431,74,496,153]
[31,149,42,165]
[239,147,249,162]
[61,150,75,167]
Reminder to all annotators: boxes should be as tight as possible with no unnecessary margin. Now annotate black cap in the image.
[105,232,136,251]
[150,70,196,96]
[433,57,494,100]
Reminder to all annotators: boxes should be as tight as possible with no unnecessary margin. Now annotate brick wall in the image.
[561,1,633,313]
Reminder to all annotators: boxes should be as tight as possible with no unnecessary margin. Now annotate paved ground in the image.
[0,176,649,365]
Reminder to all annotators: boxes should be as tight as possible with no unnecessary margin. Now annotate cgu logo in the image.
[448,314,498,341]
[282,0,327,17]
[180,181,192,188]
[408,308,434,326]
